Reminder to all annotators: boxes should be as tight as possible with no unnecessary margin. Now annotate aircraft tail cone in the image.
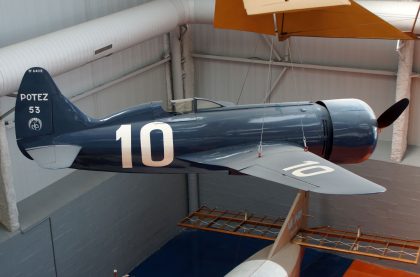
[377,98,409,129]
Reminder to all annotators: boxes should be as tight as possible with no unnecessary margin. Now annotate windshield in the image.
[196,99,223,111]
[161,98,226,114]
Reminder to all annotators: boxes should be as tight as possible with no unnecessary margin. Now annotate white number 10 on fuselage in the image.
[116,122,174,168]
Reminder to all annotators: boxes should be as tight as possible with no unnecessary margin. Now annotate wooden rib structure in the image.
[178,206,284,241]
[295,227,420,264]
[179,206,420,265]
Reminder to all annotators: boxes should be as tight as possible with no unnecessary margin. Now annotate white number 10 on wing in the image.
[283,161,334,177]
[116,122,174,168]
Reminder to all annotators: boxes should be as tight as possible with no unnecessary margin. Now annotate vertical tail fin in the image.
[16,67,91,141]
[15,67,92,164]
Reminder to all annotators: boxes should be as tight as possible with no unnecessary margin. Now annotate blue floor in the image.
[130,230,353,277]
[301,245,353,277]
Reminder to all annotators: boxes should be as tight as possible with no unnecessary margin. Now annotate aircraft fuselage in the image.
[36,100,373,173]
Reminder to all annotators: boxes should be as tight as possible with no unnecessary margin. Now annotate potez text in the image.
[20,93,48,101]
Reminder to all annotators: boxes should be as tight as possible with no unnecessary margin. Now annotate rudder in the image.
[16,68,54,140]
[16,67,92,163]
[16,67,91,140]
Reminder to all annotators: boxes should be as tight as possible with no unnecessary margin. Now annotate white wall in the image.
[192,21,420,273]
[0,0,170,201]
[0,172,187,276]
[408,78,420,145]
[1,0,419,201]
[192,25,419,145]
[5,39,168,201]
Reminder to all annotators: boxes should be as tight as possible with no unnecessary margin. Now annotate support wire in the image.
[258,34,275,157]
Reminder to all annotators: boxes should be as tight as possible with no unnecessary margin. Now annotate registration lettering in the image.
[28,69,43,73]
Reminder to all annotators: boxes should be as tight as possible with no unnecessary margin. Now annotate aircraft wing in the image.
[179,144,385,195]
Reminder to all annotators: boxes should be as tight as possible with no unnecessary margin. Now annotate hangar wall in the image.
[192,25,420,145]
[1,0,417,205]
[0,0,419,274]
[0,3,189,274]
[4,37,168,201]
[0,0,172,201]
[0,172,187,276]
[192,24,420,273]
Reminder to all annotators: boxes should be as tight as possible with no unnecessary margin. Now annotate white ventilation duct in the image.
[0,0,418,96]
[0,0,214,96]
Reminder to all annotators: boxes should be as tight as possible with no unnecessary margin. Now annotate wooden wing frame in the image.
[214,0,414,40]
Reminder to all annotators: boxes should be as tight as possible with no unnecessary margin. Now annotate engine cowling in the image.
[317,99,378,164]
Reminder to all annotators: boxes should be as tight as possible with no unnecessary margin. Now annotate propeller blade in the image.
[377,98,409,129]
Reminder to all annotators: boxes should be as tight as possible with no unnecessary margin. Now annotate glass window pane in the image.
[197,99,222,111]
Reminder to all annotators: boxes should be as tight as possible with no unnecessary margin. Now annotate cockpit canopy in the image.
[163,98,233,114]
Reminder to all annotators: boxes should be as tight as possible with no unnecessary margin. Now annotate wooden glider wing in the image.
[179,206,420,265]
[214,0,413,40]
[179,144,386,195]
[243,0,351,15]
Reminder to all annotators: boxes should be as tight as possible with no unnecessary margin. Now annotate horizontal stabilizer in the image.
[26,145,81,169]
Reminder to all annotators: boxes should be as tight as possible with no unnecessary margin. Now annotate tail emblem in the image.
[28,118,42,131]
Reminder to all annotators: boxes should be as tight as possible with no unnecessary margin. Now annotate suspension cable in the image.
[258,33,275,157]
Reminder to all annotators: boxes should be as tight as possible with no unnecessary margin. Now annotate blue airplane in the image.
[15,67,409,195]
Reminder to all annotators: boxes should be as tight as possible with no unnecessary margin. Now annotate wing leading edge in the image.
[179,144,385,195]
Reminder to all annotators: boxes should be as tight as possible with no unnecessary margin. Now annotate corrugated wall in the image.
[192,25,420,145]
[192,23,420,273]
[0,172,187,276]
[0,0,418,275]
[1,0,418,203]
[0,0,170,201]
